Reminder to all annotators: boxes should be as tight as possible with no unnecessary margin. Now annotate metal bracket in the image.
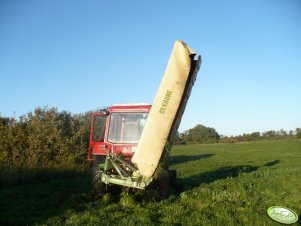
[101,152,152,189]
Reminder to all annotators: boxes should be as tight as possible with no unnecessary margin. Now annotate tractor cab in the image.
[88,104,151,160]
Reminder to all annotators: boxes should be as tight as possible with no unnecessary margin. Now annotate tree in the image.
[262,130,277,139]
[296,128,301,139]
[183,124,219,144]
[173,131,185,145]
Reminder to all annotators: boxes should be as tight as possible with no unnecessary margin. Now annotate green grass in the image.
[1,140,300,225]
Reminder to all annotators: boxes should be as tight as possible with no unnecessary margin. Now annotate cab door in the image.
[89,114,108,157]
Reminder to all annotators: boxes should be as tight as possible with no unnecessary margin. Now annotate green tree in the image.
[0,116,15,166]
[296,128,301,139]
[173,131,186,145]
[262,130,277,139]
[183,124,219,144]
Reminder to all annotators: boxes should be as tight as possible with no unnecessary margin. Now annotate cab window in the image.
[92,115,106,142]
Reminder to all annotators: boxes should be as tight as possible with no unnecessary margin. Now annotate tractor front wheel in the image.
[91,155,106,198]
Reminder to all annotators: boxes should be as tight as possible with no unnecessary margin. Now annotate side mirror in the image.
[101,109,109,115]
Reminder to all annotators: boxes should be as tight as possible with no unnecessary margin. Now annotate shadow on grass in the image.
[0,167,92,225]
[264,160,280,167]
[175,160,280,193]
[169,154,215,165]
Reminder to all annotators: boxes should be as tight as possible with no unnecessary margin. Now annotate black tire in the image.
[157,170,176,199]
[159,175,170,199]
[91,155,106,198]
[169,170,177,186]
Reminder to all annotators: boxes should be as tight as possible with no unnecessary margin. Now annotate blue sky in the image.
[0,1,300,136]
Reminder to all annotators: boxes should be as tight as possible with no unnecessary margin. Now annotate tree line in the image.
[220,128,301,143]
[1,107,300,169]
[174,125,301,144]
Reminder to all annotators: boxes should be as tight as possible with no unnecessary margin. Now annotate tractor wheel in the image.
[91,155,106,198]
[159,175,170,198]
[158,170,177,198]
[169,170,177,186]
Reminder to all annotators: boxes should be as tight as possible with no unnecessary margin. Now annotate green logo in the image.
[159,90,173,114]
[267,206,299,224]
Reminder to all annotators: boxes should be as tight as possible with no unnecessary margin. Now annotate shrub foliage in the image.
[0,107,90,168]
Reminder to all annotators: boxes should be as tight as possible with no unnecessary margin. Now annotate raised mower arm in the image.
[132,40,202,178]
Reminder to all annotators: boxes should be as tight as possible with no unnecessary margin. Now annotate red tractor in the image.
[88,104,153,194]
[88,40,201,197]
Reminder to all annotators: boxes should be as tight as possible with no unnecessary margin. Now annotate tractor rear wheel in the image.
[91,155,106,198]
[159,175,170,198]
[169,169,177,186]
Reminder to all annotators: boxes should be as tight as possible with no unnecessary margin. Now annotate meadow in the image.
[0,139,300,225]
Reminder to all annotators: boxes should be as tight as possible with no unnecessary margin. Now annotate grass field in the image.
[0,140,300,225]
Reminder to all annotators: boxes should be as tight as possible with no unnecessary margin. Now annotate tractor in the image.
[88,40,201,198]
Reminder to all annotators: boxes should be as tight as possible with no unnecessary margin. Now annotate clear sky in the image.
[1,0,300,136]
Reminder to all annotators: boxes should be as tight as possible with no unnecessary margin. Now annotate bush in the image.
[0,107,90,169]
